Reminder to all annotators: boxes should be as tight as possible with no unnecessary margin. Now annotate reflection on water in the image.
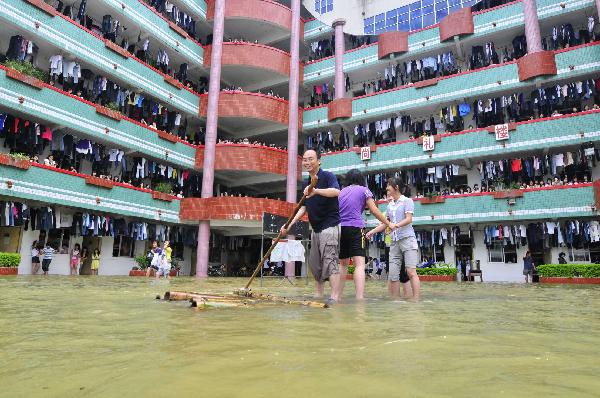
[0,277,599,397]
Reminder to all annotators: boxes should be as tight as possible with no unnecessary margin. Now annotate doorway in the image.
[454,233,473,281]
[80,236,101,275]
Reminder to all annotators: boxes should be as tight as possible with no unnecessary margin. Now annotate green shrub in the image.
[0,253,21,267]
[417,267,457,276]
[154,182,172,194]
[135,255,149,269]
[105,102,120,112]
[3,59,48,81]
[536,264,600,278]
[9,153,30,161]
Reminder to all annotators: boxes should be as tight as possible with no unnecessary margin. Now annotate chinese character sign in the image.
[360,146,371,161]
[422,136,435,151]
[495,124,510,141]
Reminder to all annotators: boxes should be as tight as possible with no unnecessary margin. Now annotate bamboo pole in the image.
[234,289,328,308]
[191,298,249,309]
[242,174,318,290]
[164,291,248,302]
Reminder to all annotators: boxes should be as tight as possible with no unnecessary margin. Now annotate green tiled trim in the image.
[104,0,204,66]
[180,0,207,20]
[0,70,196,168]
[1,0,199,116]
[303,44,600,129]
[319,111,600,175]
[0,165,181,222]
[366,186,594,226]
[304,19,332,40]
[303,0,594,83]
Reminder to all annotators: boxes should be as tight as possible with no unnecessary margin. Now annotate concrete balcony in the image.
[0,163,180,223]
[366,184,596,226]
[0,66,196,169]
[2,0,200,116]
[303,42,600,131]
[199,91,302,137]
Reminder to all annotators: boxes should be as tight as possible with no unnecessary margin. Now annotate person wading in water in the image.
[282,149,341,303]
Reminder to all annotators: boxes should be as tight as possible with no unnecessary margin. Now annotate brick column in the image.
[333,19,346,99]
[285,0,301,279]
[196,0,225,277]
[522,0,543,54]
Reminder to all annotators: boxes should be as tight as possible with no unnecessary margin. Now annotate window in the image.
[363,0,474,34]
[423,12,435,27]
[171,242,184,260]
[314,0,333,15]
[386,10,398,31]
[487,240,517,263]
[364,16,374,35]
[488,241,504,263]
[569,247,590,262]
[420,245,445,263]
[113,235,135,257]
[46,228,71,253]
[398,12,410,31]
[375,13,386,34]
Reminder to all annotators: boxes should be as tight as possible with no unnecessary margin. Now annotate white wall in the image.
[472,230,525,282]
[19,229,71,275]
[19,229,39,275]
[97,237,138,276]
[179,246,193,276]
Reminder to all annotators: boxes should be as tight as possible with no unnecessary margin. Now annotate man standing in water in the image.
[367,177,421,300]
[282,149,341,302]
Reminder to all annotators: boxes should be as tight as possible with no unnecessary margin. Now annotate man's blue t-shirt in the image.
[304,168,340,233]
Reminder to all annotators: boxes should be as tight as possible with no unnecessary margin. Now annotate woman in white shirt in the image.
[31,240,40,275]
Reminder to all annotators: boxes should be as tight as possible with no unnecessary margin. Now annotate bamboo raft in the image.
[160,176,328,311]
[163,290,329,309]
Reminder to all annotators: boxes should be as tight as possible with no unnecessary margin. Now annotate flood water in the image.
[0,276,599,398]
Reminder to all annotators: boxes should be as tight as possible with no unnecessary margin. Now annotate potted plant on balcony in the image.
[537,264,600,284]
[152,183,174,201]
[0,252,20,275]
[0,152,32,170]
[420,191,445,204]
[3,59,47,89]
[493,182,524,199]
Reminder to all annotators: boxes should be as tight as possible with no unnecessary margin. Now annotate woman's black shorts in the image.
[339,226,366,259]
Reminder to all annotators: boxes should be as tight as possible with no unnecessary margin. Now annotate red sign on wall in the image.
[495,124,510,141]
[360,146,371,161]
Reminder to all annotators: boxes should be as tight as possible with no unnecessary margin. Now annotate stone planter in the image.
[95,105,123,121]
[156,130,179,143]
[85,176,114,189]
[152,192,174,202]
[5,68,44,89]
[129,269,176,277]
[418,275,455,282]
[0,153,31,170]
[0,267,18,275]
[539,277,600,284]
[492,190,524,199]
[420,196,445,204]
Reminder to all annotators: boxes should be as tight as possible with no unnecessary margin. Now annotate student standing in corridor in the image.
[367,177,421,300]
[282,149,341,302]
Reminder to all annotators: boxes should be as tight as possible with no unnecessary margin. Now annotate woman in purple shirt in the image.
[337,169,392,300]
